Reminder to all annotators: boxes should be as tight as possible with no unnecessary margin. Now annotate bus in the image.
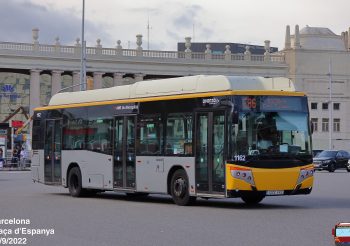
[332,223,350,245]
[31,75,314,206]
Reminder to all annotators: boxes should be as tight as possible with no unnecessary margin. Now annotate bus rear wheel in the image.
[68,167,84,197]
[170,169,196,206]
[241,192,265,205]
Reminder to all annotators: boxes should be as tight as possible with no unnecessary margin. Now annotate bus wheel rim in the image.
[174,178,186,197]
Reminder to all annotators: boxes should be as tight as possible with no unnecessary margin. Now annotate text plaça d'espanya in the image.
[0,228,54,237]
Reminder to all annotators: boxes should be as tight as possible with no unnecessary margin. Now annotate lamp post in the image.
[80,0,86,91]
[328,58,333,150]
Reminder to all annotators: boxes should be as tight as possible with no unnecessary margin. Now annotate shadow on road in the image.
[50,191,312,210]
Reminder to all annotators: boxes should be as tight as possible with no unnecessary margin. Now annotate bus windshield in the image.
[234,110,312,159]
[336,227,350,237]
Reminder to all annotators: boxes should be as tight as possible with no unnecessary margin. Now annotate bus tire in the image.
[241,192,265,205]
[170,169,196,206]
[68,167,84,197]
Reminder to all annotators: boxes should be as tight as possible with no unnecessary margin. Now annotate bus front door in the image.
[114,116,136,189]
[195,111,226,194]
[44,119,62,184]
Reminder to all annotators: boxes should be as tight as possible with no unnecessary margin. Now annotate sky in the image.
[0,0,349,51]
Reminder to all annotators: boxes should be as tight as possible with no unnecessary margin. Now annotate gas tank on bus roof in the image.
[48,75,296,106]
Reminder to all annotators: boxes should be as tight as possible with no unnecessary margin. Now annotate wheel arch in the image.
[167,165,186,195]
[66,162,80,187]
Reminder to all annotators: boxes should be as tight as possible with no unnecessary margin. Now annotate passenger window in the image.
[165,113,193,156]
[137,115,163,155]
[86,118,113,155]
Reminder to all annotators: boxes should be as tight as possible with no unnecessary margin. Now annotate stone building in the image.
[0,25,349,151]
[283,25,350,151]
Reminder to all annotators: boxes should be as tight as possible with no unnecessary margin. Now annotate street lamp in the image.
[328,58,333,150]
[80,0,86,91]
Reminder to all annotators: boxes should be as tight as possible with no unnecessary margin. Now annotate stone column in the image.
[285,25,291,49]
[205,44,212,60]
[116,40,123,56]
[244,46,251,61]
[348,27,350,50]
[113,72,125,86]
[134,73,145,82]
[294,25,301,49]
[29,69,42,115]
[72,71,81,91]
[96,39,102,55]
[136,34,143,56]
[264,40,271,62]
[93,72,104,89]
[32,28,39,51]
[184,37,192,59]
[51,70,63,95]
[74,38,81,55]
[224,45,232,61]
[54,37,60,53]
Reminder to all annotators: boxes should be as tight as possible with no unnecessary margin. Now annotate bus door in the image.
[44,119,62,184]
[114,116,136,189]
[195,111,226,193]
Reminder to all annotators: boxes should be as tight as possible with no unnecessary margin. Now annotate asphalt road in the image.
[0,170,349,246]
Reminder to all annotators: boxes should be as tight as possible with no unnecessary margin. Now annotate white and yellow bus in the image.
[31,75,314,205]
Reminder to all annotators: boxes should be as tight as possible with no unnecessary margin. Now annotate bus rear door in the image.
[44,119,62,184]
[113,116,136,189]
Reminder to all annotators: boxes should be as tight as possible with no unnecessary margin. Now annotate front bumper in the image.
[226,163,314,196]
[227,187,312,198]
[313,163,330,170]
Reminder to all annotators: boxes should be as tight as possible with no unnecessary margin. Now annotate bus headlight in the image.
[230,167,255,186]
[297,167,314,184]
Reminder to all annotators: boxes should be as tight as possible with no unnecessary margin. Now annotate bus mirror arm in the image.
[232,111,239,124]
[310,121,314,134]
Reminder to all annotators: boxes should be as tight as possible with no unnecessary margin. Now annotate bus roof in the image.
[47,75,298,107]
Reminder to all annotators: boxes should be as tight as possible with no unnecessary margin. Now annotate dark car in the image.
[313,150,350,172]
[312,149,323,157]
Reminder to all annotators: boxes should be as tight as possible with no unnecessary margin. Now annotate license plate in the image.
[266,190,284,196]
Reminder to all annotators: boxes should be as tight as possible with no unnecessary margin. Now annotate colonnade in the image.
[29,69,145,114]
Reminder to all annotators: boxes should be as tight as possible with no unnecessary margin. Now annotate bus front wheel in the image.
[170,169,196,206]
[241,192,265,205]
[68,167,84,197]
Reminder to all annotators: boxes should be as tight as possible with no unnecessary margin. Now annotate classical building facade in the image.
[284,25,350,151]
[0,25,349,151]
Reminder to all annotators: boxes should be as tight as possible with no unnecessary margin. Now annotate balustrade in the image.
[0,40,285,64]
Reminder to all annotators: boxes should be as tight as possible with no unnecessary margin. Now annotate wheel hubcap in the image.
[174,178,186,197]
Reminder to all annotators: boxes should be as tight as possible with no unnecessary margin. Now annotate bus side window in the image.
[137,115,163,155]
[165,113,193,156]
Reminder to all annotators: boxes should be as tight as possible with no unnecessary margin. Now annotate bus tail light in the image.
[230,167,255,186]
[297,167,314,184]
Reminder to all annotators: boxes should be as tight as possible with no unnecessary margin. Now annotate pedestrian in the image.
[0,148,4,168]
[12,147,18,167]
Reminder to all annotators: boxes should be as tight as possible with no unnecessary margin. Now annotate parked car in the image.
[313,150,350,172]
